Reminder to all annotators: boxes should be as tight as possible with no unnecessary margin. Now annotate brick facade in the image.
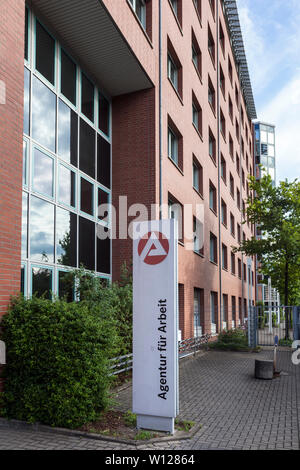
[0,0,25,317]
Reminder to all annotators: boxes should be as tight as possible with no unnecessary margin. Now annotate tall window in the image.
[221,199,227,226]
[168,126,179,165]
[221,155,226,183]
[222,244,228,271]
[168,195,183,242]
[192,93,202,136]
[193,158,203,195]
[192,30,202,78]
[208,25,215,64]
[209,181,217,214]
[168,53,178,91]
[209,128,216,163]
[210,232,218,264]
[129,0,146,29]
[208,76,215,112]
[21,8,112,299]
[194,288,204,338]
[210,292,218,334]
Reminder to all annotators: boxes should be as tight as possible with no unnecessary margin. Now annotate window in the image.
[22,192,28,259]
[80,177,94,216]
[22,7,112,292]
[209,0,215,18]
[208,76,215,112]
[60,49,77,106]
[230,173,234,198]
[236,154,240,175]
[223,294,228,328]
[168,126,178,165]
[221,154,226,183]
[32,76,56,153]
[208,25,215,64]
[58,271,75,302]
[129,0,146,29]
[79,217,95,271]
[236,119,240,140]
[58,164,76,208]
[209,128,216,164]
[237,223,241,243]
[168,53,178,91]
[56,207,77,267]
[192,93,202,135]
[229,133,234,159]
[97,134,111,189]
[242,169,245,188]
[79,118,96,179]
[231,252,235,275]
[193,0,202,20]
[193,217,204,255]
[168,117,182,170]
[210,233,218,264]
[238,259,242,279]
[30,196,54,263]
[228,94,233,121]
[219,21,225,54]
[170,0,178,16]
[230,213,235,237]
[235,84,239,106]
[35,20,55,85]
[97,228,111,274]
[192,30,202,78]
[221,199,227,226]
[209,181,217,214]
[99,92,110,136]
[81,72,94,122]
[243,263,247,282]
[193,157,203,195]
[58,99,78,167]
[168,195,183,242]
[210,292,218,334]
[222,244,228,270]
[232,296,236,322]
[32,266,53,300]
[32,148,54,198]
[220,109,226,138]
[228,56,233,84]
[220,64,225,96]
[194,288,204,338]
[237,188,240,210]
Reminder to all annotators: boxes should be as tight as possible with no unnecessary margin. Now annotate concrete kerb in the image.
[0,417,202,448]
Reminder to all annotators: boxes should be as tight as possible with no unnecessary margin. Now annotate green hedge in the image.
[0,295,119,428]
[209,328,250,351]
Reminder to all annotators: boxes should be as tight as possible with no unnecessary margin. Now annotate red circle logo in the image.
[138,231,169,265]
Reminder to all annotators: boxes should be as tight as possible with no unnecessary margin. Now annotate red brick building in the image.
[0,0,257,341]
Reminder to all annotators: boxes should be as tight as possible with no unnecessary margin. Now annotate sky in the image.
[237,0,300,183]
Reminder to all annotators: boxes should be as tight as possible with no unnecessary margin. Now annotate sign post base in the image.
[137,414,175,434]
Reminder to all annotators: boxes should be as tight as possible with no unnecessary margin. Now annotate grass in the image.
[175,419,196,432]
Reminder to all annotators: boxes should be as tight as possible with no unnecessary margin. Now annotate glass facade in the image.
[22,8,111,299]
[254,122,276,186]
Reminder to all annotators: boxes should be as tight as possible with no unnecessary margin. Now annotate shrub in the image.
[0,295,119,429]
[209,328,249,351]
[71,264,133,356]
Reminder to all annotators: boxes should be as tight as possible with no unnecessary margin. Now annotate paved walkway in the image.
[0,349,299,450]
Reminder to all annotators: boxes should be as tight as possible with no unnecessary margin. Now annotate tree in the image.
[233,174,300,338]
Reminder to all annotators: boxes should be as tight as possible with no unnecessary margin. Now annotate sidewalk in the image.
[0,349,299,450]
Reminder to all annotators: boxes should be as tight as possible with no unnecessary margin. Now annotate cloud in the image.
[237,0,300,182]
[260,73,300,182]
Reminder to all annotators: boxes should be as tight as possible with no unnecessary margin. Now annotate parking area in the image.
[0,349,299,450]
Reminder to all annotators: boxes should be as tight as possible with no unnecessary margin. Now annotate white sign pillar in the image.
[132,219,178,434]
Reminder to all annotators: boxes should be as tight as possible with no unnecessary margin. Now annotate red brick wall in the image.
[0,0,25,390]
[0,0,25,314]
[111,87,156,281]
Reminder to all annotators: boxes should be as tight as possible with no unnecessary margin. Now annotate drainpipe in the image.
[159,0,163,218]
[216,0,223,332]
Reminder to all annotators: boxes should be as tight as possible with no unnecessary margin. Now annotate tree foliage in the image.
[233,174,300,307]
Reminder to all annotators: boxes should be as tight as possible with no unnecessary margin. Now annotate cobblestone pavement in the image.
[0,349,299,450]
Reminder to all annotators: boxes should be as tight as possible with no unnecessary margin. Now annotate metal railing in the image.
[109,333,212,376]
